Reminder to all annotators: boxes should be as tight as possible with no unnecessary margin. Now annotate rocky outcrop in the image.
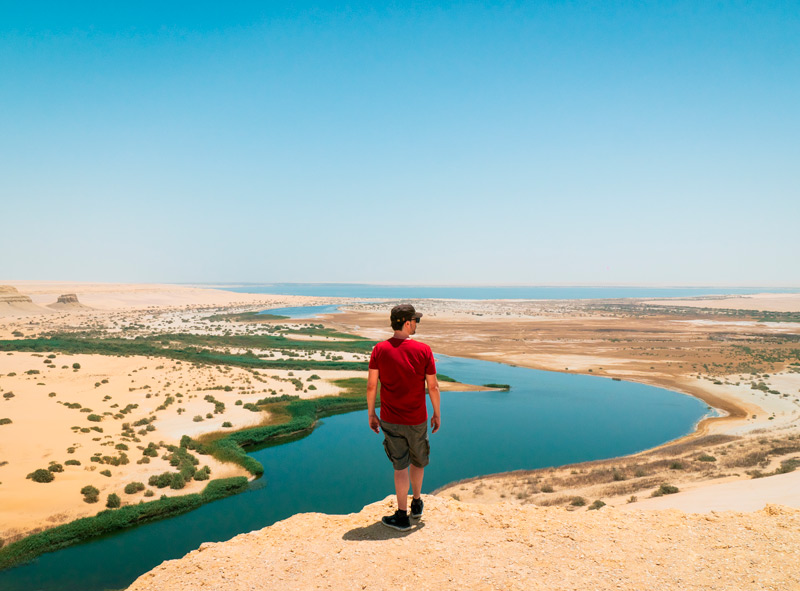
[0,285,33,304]
[47,293,91,310]
[0,286,53,317]
[127,495,800,591]
[56,293,79,305]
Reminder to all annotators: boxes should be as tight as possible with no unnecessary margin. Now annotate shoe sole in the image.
[381,519,412,532]
[410,512,422,519]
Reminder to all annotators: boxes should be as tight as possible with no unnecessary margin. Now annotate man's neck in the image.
[393,330,411,340]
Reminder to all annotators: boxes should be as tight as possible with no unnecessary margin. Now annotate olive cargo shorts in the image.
[380,420,430,470]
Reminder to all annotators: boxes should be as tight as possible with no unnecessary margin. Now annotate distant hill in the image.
[47,293,92,311]
[0,286,53,317]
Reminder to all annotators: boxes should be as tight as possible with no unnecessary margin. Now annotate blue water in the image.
[222,283,799,300]
[259,304,344,319]
[0,356,710,591]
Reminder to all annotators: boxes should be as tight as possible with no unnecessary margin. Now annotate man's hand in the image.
[368,412,380,434]
[431,413,441,434]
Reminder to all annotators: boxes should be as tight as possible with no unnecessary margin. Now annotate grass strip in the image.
[0,477,248,570]
[200,378,370,476]
[0,337,369,371]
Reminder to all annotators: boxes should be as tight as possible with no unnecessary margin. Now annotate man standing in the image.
[367,304,441,531]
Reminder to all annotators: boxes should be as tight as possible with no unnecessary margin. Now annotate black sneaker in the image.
[410,497,424,519]
[381,510,411,531]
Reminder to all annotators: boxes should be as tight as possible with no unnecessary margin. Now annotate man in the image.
[367,303,441,531]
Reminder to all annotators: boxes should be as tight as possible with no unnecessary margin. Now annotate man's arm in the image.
[367,368,380,433]
[425,373,441,433]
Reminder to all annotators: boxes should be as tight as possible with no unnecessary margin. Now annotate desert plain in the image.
[2,282,800,590]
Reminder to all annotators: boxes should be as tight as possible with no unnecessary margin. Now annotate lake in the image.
[0,356,710,591]
[221,283,798,300]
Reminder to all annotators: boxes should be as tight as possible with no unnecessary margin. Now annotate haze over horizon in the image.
[2,2,798,286]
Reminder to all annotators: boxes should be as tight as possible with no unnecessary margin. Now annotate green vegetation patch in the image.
[196,378,370,478]
[0,477,248,570]
[0,336,371,372]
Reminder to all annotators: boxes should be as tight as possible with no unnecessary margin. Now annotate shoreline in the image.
[326,297,800,511]
[1,282,799,563]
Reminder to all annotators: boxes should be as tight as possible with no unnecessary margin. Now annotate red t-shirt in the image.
[369,337,436,425]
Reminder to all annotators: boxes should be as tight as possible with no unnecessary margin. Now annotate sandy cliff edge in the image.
[127,494,800,591]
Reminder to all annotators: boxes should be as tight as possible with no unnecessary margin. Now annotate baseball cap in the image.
[391,304,422,324]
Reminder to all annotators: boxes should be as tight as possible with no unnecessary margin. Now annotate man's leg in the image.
[410,464,424,499]
[394,468,410,511]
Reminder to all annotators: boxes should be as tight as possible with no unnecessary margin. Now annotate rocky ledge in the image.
[127,495,799,591]
[55,293,80,305]
[0,285,34,304]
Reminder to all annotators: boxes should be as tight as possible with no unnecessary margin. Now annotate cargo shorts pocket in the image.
[409,432,430,468]
[382,431,411,470]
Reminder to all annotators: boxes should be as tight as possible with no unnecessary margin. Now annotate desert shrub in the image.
[588,500,606,511]
[124,482,145,494]
[148,473,174,488]
[194,466,211,481]
[81,485,99,503]
[48,463,64,473]
[0,418,12,425]
[570,497,586,507]
[776,458,800,474]
[725,451,768,468]
[193,415,203,422]
[697,454,717,462]
[106,494,121,509]
[87,414,102,422]
[222,421,232,427]
[72,363,81,369]
[115,443,129,451]
[65,459,81,466]
[27,469,55,483]
[100,470,111,477]
[669,462,684,470]
[170,474,185,490]
[143,489,155,497]
[652,484,679,497]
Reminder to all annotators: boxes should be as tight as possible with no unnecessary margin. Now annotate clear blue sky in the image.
[1,1,798,286]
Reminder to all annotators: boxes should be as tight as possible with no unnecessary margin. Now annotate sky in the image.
[1,1,798,286]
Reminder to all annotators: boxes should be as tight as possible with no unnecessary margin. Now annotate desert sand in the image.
[3,283,800,590]
[0,282,481,544]
[127,494,800,591]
